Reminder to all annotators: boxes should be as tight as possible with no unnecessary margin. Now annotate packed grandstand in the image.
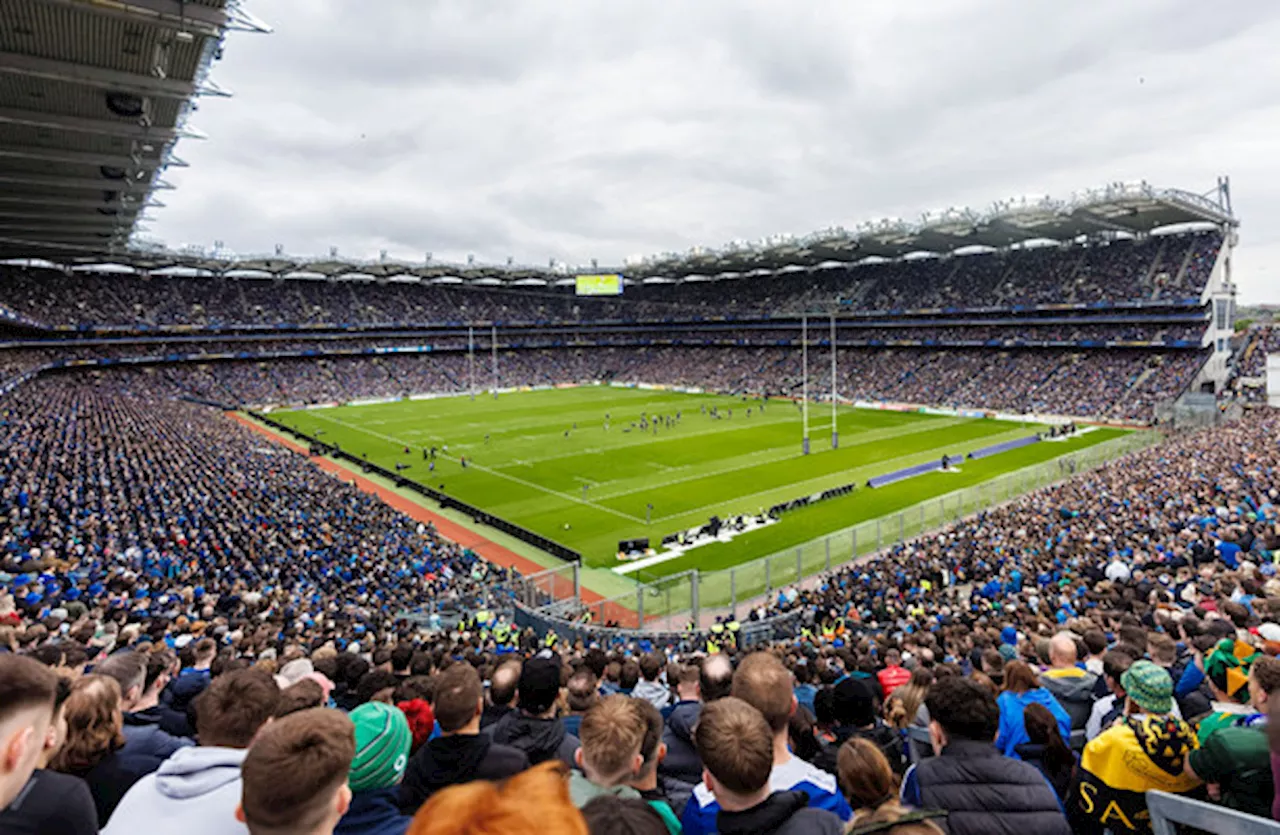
[4,2,1280,835]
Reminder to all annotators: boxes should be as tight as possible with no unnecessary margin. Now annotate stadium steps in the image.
[1127,366,1158,393]
[1141,237,1169,294]
[1171,238,1197,292]
[1062,250,1088,300]
[440,366,464,389]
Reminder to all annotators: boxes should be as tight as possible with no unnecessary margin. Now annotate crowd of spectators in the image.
[0,318,1208,402]
[126,345,1205,421]
[113,344,1201,421]
[1238,326,1280,379]
[0,339,1276,834]
[0,374,511,652]
[0,231,1221,329]
[0,412,1277,834]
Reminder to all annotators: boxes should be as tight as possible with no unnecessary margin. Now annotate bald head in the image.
[700,655,733,703]
[1049,633,1079,668]
[490,661,521,708]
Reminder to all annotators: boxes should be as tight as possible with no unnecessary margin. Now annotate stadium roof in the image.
[0,126,1236,283]
[0,0,266,255]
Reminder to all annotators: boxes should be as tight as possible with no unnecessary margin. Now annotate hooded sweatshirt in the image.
[101,746,247,835]
[814,721,905,776]
[1039,667,1098,730]
[159,670,210,738]
[567,770,642,808]
[487,711,579,767]
[715,790,843,835]
[660,701,703,786]
[633,679,673,710]
[398,733,528,815]
[996,688,1073,758]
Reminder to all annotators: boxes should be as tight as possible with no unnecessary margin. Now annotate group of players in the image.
[390,396,779,479]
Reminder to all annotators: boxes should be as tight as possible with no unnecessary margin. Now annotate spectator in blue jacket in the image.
[996,661,1072,759]
[161,638,216,738]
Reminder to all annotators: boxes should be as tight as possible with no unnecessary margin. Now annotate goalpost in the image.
[801,313,840,454]
[491,324,499,398]
[831,312,838,450]
[801,315,810,455]
[468,325,476,401]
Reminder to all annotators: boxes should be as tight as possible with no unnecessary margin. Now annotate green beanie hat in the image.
[348,702,412,792]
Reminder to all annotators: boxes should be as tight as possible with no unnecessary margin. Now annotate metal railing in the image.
[577,431,1155,628]
[509,563,581,609]
[512,602,804,651]
[1147,790,1280,835]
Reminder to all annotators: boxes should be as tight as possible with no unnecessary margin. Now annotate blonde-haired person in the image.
[568,695,647,807]
[406,761,587,835]
[885,669,933,764]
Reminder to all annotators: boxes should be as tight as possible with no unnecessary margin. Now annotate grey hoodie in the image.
[102,746,247,835]
[1039,667,1098,730]
[633,679,673,710]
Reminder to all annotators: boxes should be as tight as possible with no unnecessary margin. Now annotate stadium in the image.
[0,3,1278,835]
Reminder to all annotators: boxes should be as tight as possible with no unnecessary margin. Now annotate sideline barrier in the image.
[967,435,1040,460]
[867,458,947,488]
[250,411,583,564]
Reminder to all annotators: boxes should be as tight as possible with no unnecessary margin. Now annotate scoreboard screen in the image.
[575,274,623,296]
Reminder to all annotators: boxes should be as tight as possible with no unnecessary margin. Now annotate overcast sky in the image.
[150,0,1280,303]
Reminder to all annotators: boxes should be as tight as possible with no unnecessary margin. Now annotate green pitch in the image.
[269,386,1126,585]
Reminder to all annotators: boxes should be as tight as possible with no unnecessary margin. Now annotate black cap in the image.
[519,653,562,714]
[832,676,877,728]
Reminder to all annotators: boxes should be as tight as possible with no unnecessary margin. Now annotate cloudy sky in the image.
[151,0,1280,303]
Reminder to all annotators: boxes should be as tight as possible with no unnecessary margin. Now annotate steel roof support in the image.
[0,195,161,210]
[0,107,203,141]
[0,172,170,191]
[0,52,198,101]
[0,146,171,169]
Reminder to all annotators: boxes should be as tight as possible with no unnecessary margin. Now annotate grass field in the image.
[269,386,1128,590]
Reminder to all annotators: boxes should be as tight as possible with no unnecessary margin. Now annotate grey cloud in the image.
[151,0,1280,302]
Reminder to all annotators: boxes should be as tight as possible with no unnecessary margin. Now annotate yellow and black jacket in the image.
[1069,714,1201,834]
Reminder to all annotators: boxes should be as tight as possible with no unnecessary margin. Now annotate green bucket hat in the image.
[1121,660,1173,715]
[348,702,412,792]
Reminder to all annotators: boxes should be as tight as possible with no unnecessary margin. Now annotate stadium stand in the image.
[0,6,1267,828]
[0,230,1224,329]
